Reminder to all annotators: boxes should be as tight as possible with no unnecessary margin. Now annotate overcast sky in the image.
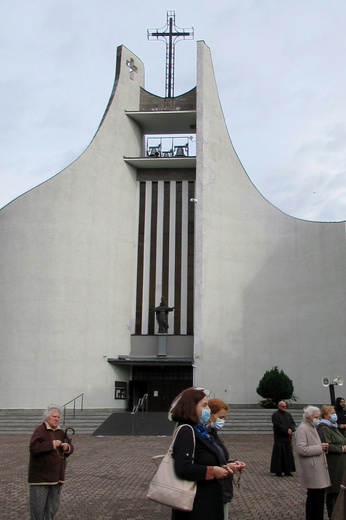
[1,0,346,221]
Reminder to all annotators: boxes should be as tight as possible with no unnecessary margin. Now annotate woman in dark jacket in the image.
[170,387,231,519]
[317,405,346,519]
[28,404,74,520]
[208,398,246,520]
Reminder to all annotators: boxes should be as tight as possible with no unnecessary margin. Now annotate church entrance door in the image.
[130,365,192,412]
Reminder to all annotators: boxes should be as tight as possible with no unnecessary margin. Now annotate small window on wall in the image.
[115,381,127,399]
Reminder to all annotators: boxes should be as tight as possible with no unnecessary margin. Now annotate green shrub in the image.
[256,366,297,408]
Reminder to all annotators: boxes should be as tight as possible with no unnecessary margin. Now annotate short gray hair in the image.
[42,404,62,421]
[303,405,320,419]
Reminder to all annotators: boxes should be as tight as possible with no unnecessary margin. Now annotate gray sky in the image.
[1,0,346,221]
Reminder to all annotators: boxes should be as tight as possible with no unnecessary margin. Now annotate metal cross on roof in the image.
[147,11,194,98]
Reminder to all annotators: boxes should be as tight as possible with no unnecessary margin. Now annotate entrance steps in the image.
[0,408,113,435]
[0,407,304,435]
[223,407,303,434]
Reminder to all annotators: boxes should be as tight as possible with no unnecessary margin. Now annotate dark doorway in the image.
[130,380,148,412]
[130,365,192,412]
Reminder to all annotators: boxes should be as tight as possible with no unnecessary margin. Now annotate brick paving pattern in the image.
[0,433,329,519]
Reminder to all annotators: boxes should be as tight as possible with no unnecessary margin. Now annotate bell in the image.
[175,146,185,157]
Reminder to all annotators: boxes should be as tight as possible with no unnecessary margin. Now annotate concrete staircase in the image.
[0,408,113,435]
[0,407,304,435]
[223,407,303,434]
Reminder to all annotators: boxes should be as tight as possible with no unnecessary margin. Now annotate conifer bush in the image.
[256,366,297,408]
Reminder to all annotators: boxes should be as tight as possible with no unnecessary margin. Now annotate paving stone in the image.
[0,434,329,519]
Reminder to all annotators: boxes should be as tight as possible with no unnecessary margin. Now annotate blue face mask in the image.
[330,413,338,424]
[211,418,225,430]
[312,418,321,427]
[200,408,211,424]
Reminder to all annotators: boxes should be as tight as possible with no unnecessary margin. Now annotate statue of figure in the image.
[154,297,174,333]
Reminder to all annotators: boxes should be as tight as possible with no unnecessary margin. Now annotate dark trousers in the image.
[326,492,338,519]
[306,488,325,520]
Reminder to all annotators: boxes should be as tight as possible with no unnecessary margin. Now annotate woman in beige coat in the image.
[294,405,331,520]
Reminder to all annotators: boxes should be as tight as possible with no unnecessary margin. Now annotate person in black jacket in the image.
[208,399,246,520]
[335,397,346,437]
[28,404,74,520]
[270,401,296,476]
[169,387,231,520]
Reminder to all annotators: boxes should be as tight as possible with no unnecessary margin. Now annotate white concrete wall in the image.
[194,41,346,405]
[2,40,346,410]
[0,46,143,408]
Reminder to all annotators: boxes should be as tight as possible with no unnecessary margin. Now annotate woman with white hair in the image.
[28,404,74,520]
[294,405,331,520]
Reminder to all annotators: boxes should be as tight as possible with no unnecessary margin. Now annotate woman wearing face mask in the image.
[169,387,231,519]
[208,399,246,520]
[294,405,331,520]
[317,405,346,519]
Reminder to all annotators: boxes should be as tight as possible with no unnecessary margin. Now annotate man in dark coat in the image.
[270,401,296,476]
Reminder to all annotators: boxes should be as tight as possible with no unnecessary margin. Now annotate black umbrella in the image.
[63,427,75,444]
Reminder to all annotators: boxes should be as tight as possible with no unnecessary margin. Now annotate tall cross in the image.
[147,11,194,98]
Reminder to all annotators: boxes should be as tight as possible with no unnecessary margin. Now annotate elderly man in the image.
[270,400,296,477]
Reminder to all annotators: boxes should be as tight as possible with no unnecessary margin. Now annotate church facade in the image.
[1,40,345,411]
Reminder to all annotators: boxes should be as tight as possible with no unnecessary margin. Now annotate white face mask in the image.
[312,418,321,427]
[211,418,225,430]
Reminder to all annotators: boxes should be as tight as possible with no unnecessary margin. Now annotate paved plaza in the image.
[0,433,329,519]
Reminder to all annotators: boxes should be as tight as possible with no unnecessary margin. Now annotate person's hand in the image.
[214,466,229,479]
[61,443,70,452]
[227,463,236,474]
[53,440,62,449]
[288,428,292,435]
[229,461,246,472]
[321,443,329,452]
[224,464,234,475]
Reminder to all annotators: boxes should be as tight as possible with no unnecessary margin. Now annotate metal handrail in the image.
[131,393,148,414]
[62,393,84,425]
[131,394,148,434]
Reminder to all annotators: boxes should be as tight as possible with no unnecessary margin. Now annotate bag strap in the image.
[170,424,196,460]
